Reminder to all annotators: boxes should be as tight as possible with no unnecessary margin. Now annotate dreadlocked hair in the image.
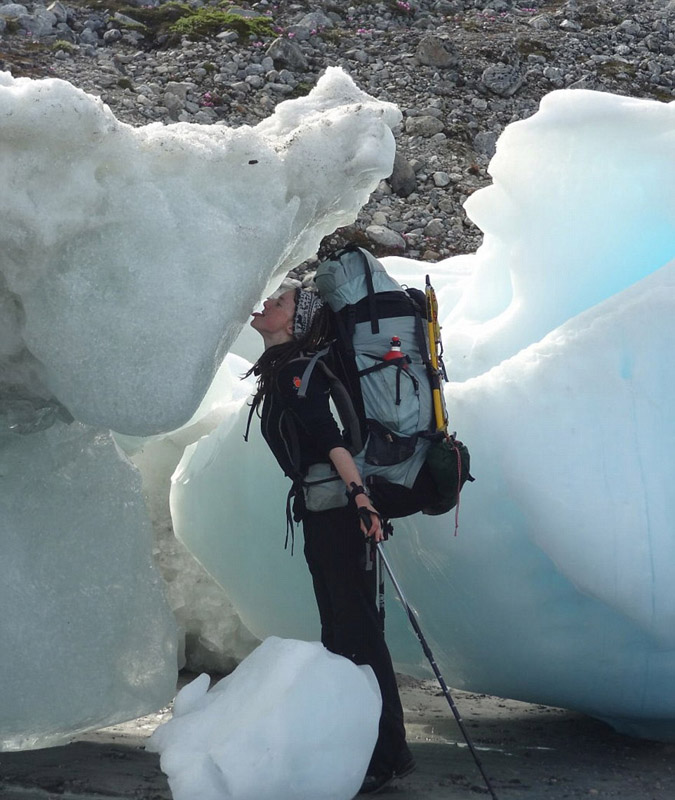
[244,302,334,417]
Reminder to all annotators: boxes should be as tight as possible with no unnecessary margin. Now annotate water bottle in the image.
[383,336,408,367]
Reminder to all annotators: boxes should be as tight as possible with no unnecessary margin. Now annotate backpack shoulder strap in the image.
[296,346,330,399]
[295,346,364,456]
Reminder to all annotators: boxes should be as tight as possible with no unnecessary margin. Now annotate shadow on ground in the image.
[1,675,674,800]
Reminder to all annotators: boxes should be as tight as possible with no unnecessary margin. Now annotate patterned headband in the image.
[293,288,325,339]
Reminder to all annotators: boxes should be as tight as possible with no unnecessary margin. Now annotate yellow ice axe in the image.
[425,274,449,435]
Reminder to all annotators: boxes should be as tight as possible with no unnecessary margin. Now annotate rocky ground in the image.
[1,0,674,262]
[2,675,675,799]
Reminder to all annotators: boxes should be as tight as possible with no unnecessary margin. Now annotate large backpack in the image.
[297,245,472,520]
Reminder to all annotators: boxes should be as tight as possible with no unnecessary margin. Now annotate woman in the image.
[248,287,415,795]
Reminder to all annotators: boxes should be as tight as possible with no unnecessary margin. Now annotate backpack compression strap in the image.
[335,244,380,335]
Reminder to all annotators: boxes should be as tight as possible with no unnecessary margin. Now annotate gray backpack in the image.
[298,245,470,519]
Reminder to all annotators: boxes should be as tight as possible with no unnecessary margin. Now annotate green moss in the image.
[649,87,675,103]
[516,37,551,59]
[117,77,134,90]
[596,60,637,79]
[320,27,346,45]
[52,39,78,52]
[169,8,275,40]
[461,19,483,33]
[115,15,147,32]
[111,1,191,42]
[117,2,190,26]
[288,80,314,98]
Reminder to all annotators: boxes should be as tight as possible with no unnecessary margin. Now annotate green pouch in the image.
[423,437,474,516]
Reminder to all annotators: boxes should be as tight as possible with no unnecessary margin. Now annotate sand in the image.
[2,673,674,800]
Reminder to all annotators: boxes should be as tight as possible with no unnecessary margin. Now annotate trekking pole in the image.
[376,542,386,632]
[376,543,500,800]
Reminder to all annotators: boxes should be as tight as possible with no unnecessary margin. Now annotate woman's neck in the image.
[262,331,293,350]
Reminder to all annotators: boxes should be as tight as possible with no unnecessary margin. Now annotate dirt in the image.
[2,673,674,800]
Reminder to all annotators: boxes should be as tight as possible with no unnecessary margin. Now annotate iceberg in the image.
[0,67,400,436]
[0,67,401,749]
[171,90,675,741]
[0,422,177,750]
[3,58,675,750]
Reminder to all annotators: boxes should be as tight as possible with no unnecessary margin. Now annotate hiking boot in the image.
[358,748,416,794]
[394,750,416,778]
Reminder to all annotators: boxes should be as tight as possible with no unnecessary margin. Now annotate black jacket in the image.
[261,360,345,482]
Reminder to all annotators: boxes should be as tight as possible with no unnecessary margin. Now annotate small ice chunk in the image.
[148,637,381,800]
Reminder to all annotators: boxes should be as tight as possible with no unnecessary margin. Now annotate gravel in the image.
[1,0,674,261]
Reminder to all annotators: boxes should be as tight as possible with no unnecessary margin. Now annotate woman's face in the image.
[250,289,296,345]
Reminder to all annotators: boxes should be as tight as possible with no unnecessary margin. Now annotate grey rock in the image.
[544,66,564,87]
[297,11,333,30]
[278,69,296,85]
[0,386,72,436]
[266,83,294,95]
[285,26,312,41]
[228,6,261,18]
[345,48,369,63]
[415,34,457,68]
[230,81,251,94]
[266,37,308,71]
[432,171,451,187]
[84,16,105,32]
[389,152,417,197]
[424,218,446,238]
[193,109,216,123]
[103,28,122,44]
[113,12,142,27]
[365,225,406,250]
[216,30,239,43]
[46,1,68,24]
[473,130,497,157]
[528,14,554,30]
[485,0,510,11]
[78,27,99,46]
[0,4,28,18]
[618,20,641,37]
[19,7,57,36]
[121,29,144,45]
[433,0,461,12]
[481,63,523,97]
[405,115,445,137]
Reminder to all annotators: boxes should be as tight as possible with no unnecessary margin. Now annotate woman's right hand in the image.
[355,495,384,542]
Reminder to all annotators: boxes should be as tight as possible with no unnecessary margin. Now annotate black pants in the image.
[302,504,407,774]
